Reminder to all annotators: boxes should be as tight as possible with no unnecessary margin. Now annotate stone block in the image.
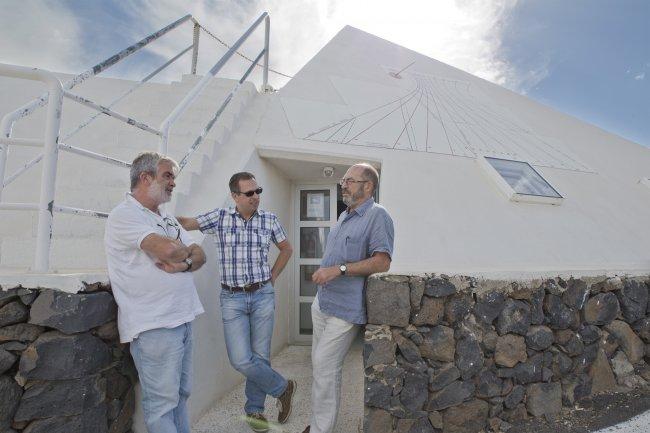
[0,349,16,375]
[367,277,411,327]
[504,385,524,409]
[0,376,22,429]
[429,365,461,392]
[0,289,18,308]
[420,326,455,362]
[15,375,106,421]
[455,337,483,380]
[445,294,473,325]
[18,331,111,381]
[584,292,620,326]
[525,325,554,351]
[589,349,617,394]
[0,302,29,327]
[632,317,650,343]
[29,290,117,334]
[495,334,527,368]
[496,299,530,336]
[616,280,648,323]
[605,320,645,364]
[562,279,589,309]
[409,277,425,311]
[526,382,561,417]
[363,407,393,433]
[365,339,397,368]
[426,380,475,411]
[544,294,573,330]
[0,324,44,343]
[21,404,107,433]
[108,388,134,433]
[394,332,423,364]
[424,277,456,297]
[412,297,445,326]
[473,292,505,325]
[442,399,489,433]
[400,370,429,411]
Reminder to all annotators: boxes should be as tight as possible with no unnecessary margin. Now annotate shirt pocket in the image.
[343,235,365,263]
[252,228,272,261]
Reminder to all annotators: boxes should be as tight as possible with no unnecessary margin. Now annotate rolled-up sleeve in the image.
[368,209,394,260]
[270,215,287,244]
[196,208,223,235]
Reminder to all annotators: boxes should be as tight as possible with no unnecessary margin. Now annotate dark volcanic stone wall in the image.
[0,283,136,433]
[363,274,650,433]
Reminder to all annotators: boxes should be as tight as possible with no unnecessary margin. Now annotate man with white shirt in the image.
[105,152,206,433]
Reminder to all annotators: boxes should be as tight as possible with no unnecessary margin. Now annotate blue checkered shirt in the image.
[196,207,287,287]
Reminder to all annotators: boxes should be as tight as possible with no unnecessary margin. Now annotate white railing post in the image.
[191,22,200,75]
[262,14,270,91]
[33,74,64,272]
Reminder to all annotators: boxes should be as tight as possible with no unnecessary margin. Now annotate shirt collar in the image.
[347,197,374,217]
[229,206,259,220]
[126,192,166,218]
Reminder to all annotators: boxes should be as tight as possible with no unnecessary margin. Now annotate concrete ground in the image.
[193,338,364,433]
[591,410,650,433]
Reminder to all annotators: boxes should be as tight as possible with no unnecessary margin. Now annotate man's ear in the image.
[139,172,151,185]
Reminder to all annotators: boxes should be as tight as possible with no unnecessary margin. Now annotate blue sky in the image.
[500,0,649,146]
[0,0,648,146]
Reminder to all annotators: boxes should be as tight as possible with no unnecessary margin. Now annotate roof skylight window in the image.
[478,156,564,205]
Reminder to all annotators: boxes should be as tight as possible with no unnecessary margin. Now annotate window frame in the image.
[478,156,564,205]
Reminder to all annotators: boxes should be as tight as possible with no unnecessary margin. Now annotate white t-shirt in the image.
[104,193,204,343]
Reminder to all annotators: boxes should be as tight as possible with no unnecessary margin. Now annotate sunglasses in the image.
[236,187,263,197]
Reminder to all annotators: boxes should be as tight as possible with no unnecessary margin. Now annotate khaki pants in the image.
[309,296,359,433]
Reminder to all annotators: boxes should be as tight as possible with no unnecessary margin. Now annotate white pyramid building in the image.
[1,21,649,425]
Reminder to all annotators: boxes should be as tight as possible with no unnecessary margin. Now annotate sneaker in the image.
[245,412,269,433]
[276,379,296,424]
[301,426,310,433]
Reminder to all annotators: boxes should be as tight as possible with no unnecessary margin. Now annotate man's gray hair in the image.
[356,162,379,193]
[130,152,179,191]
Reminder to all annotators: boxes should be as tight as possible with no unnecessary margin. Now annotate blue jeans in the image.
[220,282,288,414]
[130,322,193,433]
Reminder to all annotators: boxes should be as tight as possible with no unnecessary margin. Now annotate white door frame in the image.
[290,181,338,345]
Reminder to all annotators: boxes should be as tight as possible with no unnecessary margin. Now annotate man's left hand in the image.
[312,266,341,285]
[155,260,188,274]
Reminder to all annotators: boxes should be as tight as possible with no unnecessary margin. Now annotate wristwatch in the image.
[339,264,347,276]
[183,258,193,272]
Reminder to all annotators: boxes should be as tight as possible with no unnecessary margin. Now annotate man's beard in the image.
[148,180,171,204]
[342,189,364,207]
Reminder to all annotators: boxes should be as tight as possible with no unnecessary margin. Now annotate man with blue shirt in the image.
[177,172,294,433]
[302,163,394,433]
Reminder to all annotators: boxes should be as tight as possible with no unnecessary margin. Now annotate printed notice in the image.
[306,192,325,219]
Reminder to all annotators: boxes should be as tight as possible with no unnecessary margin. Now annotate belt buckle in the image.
[243,283,253,292]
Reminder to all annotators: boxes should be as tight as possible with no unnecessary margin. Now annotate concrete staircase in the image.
[0,73,258,271]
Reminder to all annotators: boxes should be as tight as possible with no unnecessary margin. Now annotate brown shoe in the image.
[245,412,269,433]
[301,426,310,433]
[276,379,296,423]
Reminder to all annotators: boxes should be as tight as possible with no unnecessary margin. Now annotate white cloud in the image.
[634,72,645,80]
[0,0,544,92]
[0,0,85,73]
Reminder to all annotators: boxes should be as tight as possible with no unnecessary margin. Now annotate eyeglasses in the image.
[157,216,181,240]
[235,187,263,197]
[339,178,368,186]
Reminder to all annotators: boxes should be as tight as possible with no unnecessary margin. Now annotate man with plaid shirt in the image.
[178,172,295,433]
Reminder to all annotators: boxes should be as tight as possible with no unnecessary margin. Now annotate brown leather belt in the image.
[221,280,269,293]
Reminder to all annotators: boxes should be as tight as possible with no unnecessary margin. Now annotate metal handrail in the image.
[0,13,271,272]
[0,63,64,272]
[159,12,269,154]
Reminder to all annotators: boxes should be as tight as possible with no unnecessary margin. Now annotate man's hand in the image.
[155,260,189,274]
[311,266,341,285]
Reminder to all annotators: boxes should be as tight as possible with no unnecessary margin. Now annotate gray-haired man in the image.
[105,152,206,433]
[302,163,395,433]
